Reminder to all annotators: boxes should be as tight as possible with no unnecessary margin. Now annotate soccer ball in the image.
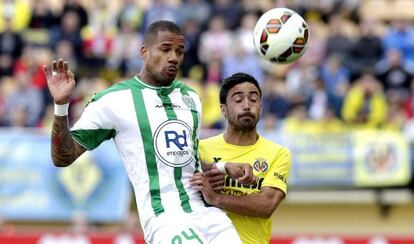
[253,7,309,64]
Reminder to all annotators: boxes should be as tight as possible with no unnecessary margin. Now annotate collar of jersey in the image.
[134,76,177,92]
[220,133,263,148]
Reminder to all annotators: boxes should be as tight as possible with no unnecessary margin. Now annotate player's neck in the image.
[137,72,173,87]
[137,72,157,87]
[223,128,259,146]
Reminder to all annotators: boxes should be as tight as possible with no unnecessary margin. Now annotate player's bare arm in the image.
[44,59,86,167]
[201,162,256,190]
[213,186,284,219]
[224,162,256,185]
[191,173,284,219]
[51,116,86,167]
[201,165,224,193]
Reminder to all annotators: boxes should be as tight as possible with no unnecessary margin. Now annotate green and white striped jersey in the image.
[70,76,208,228]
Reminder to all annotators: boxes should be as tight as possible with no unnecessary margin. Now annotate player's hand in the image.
[204,165,225,193]
[225,163,257,185]
[190,172,218,205]
[43,58,76,104]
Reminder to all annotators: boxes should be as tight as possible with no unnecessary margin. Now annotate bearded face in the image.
[221,82,262,132]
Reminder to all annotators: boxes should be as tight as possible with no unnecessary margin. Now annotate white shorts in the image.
[145,207,241,244]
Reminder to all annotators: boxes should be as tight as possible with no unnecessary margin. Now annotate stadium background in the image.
[0,0,413,243]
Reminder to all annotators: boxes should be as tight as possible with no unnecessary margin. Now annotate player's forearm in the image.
[200,161,213,171]
[51,116,84,167]
[212,192,279,219]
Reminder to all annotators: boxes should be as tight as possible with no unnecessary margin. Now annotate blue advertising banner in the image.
[262,130,411,188]
[284,132,353,187]
[0,130,130,222]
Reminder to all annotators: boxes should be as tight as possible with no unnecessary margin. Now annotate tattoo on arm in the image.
[51,116,86,167]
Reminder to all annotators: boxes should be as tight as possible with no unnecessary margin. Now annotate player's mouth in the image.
[238,112,255,119]
[166,66,177,75]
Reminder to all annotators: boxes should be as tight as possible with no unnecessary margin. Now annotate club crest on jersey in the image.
[253,158,268,173]
[182,95,196,110]
[154,120,194,167]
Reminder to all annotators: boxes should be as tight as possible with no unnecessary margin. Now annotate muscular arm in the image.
[201,161,256,185]
[213,187,285,218]
[191,172,286,219]
[51,115,86,167]
[44,59,84,167]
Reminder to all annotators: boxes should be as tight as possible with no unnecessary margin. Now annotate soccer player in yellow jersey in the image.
[191,72,292,244]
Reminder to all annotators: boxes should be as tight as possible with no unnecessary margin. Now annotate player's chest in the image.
[146,91,198,116]
[117,92,198,127]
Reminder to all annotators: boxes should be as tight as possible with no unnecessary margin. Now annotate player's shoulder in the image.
[200,134,223,146]
[259,136,291,155]
[174,80,198,95]
[174,80,202,112]
[91,79,133,102]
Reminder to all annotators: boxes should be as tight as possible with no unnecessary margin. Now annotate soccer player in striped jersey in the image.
[191,72,292,244]
[44,21,255,244]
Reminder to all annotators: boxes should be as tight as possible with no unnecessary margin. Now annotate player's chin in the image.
[236,122,256,132]
[164,69,177,80]
[238,118,255,126]
[158,76,175,86]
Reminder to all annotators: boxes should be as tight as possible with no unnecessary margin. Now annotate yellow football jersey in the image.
[199,134,291,244]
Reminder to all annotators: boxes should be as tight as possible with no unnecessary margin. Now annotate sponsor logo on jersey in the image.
[253,158,268,173]
[222,188,248,196]
[154,120,194,167]
[224,175,264,190]
[182,95,196,110]
[155,104,182,109]
[273,172,287,184]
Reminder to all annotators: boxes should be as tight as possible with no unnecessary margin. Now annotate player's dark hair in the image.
[219,72,262,104]
[144,20,183,45]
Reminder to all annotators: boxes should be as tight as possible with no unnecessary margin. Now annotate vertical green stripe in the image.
[179,88,210,208]
[157,89,192,213]
[180,88,200,173]
[130,88,164,216]
[157,89,177,119]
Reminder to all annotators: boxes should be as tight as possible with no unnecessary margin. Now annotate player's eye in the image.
[176,48,184,55]
[160,45,171,52]
[249,94,259,102]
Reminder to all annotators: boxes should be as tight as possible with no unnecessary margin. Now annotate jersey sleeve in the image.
[262,147,292,194]
[70,96,116,151]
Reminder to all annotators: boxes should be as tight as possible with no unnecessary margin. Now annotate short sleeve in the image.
[262,147,292,194]
[70,96,116,151]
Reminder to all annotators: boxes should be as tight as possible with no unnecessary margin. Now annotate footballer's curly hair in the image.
[219,72,262,104]
[143,20,183,45]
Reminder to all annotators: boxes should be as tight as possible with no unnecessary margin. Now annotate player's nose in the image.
[242,99,251,110]
[167,51,179,64]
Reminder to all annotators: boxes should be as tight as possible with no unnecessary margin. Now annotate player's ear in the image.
[141,46,148,61]
[220,104,227,119]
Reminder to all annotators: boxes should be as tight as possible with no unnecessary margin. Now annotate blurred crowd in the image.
[1,0,414,138]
